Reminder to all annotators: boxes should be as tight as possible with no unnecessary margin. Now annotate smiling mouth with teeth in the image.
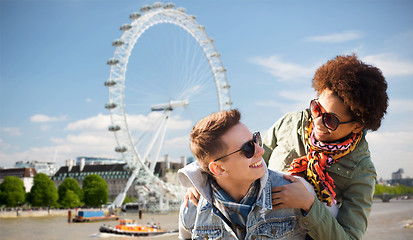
[249,160,263,168]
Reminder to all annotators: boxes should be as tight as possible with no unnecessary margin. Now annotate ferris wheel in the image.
[104,2,232,208]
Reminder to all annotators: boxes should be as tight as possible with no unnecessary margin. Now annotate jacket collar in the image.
[178,160,271,209]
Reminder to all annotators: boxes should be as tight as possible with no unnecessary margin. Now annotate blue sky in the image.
[1,0,412,180]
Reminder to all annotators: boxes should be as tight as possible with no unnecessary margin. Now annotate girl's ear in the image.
[351,122,364,134]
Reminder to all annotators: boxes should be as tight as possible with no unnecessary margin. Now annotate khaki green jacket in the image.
[262,110,376,240]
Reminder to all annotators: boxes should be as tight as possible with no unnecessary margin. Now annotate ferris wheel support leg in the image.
[149,111,171,173]
[112,167,140,208]
[141,113,169,166]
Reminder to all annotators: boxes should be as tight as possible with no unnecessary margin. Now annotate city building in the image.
[75,156,125,166]
[389,168,413,186]
[0,168,37,192]
[14,160,57,177]
[51,155,187,202]
[392,168,404,180]
[52,161,137,201]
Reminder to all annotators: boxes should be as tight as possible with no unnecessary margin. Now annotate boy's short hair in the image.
[312,54,388,131]
[190,109,240,175]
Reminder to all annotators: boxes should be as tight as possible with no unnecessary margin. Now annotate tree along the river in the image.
[82,174,108,207]
[0,176,26,207]
[27,173,58,207]
[58,177,83,208]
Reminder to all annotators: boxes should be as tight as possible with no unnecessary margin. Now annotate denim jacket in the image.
[178,161,308,240]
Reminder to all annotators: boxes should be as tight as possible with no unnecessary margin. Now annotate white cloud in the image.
[0,138,17,151]
[40,125,52,131]
[165,135,189,147]
[163,135,191,157]
[0,112,194,169]
[65,113,110,131]
[255,89,315,112]
[366,131,413,179]
[249,55,315,81]
[255,100,306,114]
[30,114,67,123]
[0,130,119,168]
[305,30,364,43]
[0,127,23,136]
[65,112,192,132]
[361,53,413,76]
[278,89,316,102]
[388,99,413,114]
[50,137,65,144]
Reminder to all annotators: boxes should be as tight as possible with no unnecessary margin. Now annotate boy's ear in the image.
[208,161,228,177]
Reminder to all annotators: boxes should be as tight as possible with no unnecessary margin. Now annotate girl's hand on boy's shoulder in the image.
[184,187,200,208]
[271,174,315,213]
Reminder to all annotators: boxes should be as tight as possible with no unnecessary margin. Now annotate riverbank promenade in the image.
[0,199,412,239]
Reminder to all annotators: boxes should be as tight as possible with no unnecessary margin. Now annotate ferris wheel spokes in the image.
[106,2,232,210]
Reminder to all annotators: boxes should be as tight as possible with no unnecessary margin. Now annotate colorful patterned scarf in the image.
[210,177,259,239]
[287,119,363,206]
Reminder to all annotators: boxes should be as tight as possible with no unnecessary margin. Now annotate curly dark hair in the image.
[312,54,388,131]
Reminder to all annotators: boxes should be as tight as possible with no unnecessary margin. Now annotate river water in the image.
[1,199,412,240]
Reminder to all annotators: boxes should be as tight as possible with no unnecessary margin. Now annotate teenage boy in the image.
[178,109,310,240]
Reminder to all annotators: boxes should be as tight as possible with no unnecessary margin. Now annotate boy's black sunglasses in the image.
[310,99,354,131]
[213,132,262,162]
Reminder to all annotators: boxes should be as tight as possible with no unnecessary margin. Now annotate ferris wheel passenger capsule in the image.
[222,83,231,89]
[135,180,148,186]
[120,24,132,31]
[201,38,214,44]
[197,25,205,31]
[104,79,117,87]
[176,7,186,13]
[112,39,125,47]
[148,191,159,197]
[105,102,117,109]
[208,52,221,58]
[152,2,163,8]
[140,5,152,12]
[106,58,119,65]
[123,164,134,171]
[215,67,227,73]
[129,12,141,20]
[115,146,128,153]
[187,15,196,20]
[108,125,121,131]
[164,3,175,9]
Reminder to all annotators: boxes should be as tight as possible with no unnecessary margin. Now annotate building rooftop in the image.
[0,167,37,179]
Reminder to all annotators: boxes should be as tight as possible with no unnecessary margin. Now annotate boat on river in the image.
[72,210,119,222]
[99,219,178,237]
[121,202,140,213]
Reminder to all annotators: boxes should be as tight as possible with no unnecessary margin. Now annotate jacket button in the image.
[272,225,277,235]
[346,171,350,174]
[337,167,341,171]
